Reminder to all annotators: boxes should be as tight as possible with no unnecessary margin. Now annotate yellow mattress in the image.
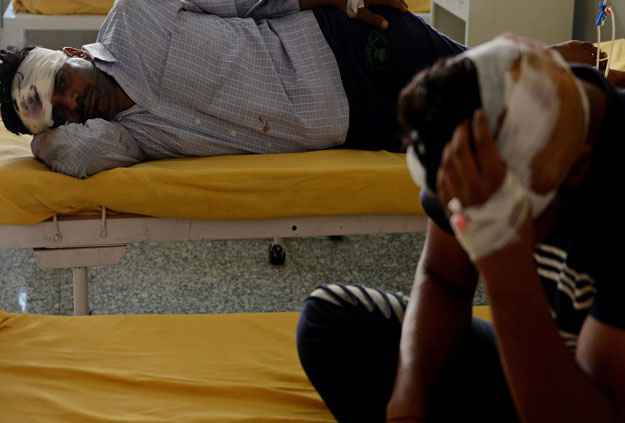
[0,306,492,422]
[13,0,114,15]
[0,309,333,422]
[0,127,422,225]
[406,0,429,13]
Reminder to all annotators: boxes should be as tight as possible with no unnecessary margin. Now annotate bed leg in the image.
[269,237,286,265]
[73,267,89,316]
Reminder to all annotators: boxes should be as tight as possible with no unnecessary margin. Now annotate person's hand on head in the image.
[437,109,506,213]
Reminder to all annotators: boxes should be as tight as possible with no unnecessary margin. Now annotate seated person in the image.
[0,0,606,178]
[296,35,625,422]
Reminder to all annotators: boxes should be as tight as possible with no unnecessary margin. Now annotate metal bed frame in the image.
[0,213,427,315]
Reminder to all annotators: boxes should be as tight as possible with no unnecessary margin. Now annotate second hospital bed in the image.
[0,126,426,315]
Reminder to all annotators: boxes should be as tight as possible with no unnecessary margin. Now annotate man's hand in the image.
[549,40,607,67]
[352,0,408,30]
[436,109,506,213]
[300,0,407,29]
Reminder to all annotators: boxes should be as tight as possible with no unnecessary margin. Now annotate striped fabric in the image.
[31,0,348,178]
[534,243,597,353]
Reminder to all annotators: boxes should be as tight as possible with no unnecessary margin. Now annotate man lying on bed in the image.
[296,34,624,422]
[0,0,612,178]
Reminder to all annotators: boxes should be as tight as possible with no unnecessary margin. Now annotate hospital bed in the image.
[0,300,493,422]
[0,0,432,316]
[0,127,426,315]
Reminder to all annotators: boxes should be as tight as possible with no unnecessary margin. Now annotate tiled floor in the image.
[0,234,483,315]
[0,233,487,316]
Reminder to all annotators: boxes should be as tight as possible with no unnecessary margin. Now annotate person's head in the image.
[0,46,124,135]
[398,35,591,218]
[0,46,36,135]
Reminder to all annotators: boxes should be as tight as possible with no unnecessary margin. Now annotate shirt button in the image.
[195,118,201,125]
[230,130,237,137]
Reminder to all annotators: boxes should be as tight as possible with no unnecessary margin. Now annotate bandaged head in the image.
[406,34,590,218]
[404,35,590,260]
[11,47,67,134]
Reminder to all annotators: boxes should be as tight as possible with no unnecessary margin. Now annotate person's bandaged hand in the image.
[344,0,408,29]
[437,110,531,261]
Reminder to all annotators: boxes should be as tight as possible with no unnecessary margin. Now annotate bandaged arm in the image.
[31,120,144,179]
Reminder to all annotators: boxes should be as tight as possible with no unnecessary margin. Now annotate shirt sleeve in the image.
[179,0,300,19]
[31,119,144,179]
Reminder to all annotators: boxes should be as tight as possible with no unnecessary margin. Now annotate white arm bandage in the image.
[346,0,364,18]
[449,171,530,261]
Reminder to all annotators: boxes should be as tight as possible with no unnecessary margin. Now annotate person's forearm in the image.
[388,270,474,418]
[477,223,617,422]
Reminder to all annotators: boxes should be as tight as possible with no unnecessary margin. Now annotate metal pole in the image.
[72,267,89,316]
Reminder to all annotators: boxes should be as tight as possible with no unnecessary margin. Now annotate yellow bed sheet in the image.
[0,127,422,225]
[406,0,429,13]
[0,309,333,423]
[0,306,492,422]
[13,0,114,15]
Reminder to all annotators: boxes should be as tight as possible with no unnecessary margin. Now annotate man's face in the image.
[50,51,117,127]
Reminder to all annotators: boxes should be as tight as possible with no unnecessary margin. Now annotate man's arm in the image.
[386,219,479,421]
[32,119,143,178]
[299,0,407,30]
[439,110,625,422]
[183,0,406,28]
[476,234,625,422]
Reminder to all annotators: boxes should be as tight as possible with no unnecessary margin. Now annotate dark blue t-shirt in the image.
[420,65,624,352]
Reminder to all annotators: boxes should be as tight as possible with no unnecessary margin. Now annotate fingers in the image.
[357,7,388,29]
[471,109,498,166]
[549,40,608,66]
[357,0,407,29]
[437,120,475,209]
[437,110,507,212]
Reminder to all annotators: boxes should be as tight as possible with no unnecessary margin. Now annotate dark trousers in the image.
[296,283,519,422]
[313,7,467,152]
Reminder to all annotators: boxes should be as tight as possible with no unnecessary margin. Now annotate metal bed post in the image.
[73,267,89,316]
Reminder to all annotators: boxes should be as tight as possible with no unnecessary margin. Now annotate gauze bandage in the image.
[346,0,364,19]
[11,47,67,134]
[448,171,530,261]
[405,35,590,260]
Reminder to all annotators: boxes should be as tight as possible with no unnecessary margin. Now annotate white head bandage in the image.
[11,47,67,134]
[405,35,590,260]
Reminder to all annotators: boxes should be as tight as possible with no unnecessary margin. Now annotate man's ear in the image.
[62,47,89,59]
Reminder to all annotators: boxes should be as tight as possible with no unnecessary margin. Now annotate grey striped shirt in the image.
[32,0,348,178]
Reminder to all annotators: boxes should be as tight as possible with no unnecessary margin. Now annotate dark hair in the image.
[397,57,481,191]
[0,46,37,135]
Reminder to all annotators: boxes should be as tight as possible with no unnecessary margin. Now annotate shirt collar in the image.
[82,43,117,63]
